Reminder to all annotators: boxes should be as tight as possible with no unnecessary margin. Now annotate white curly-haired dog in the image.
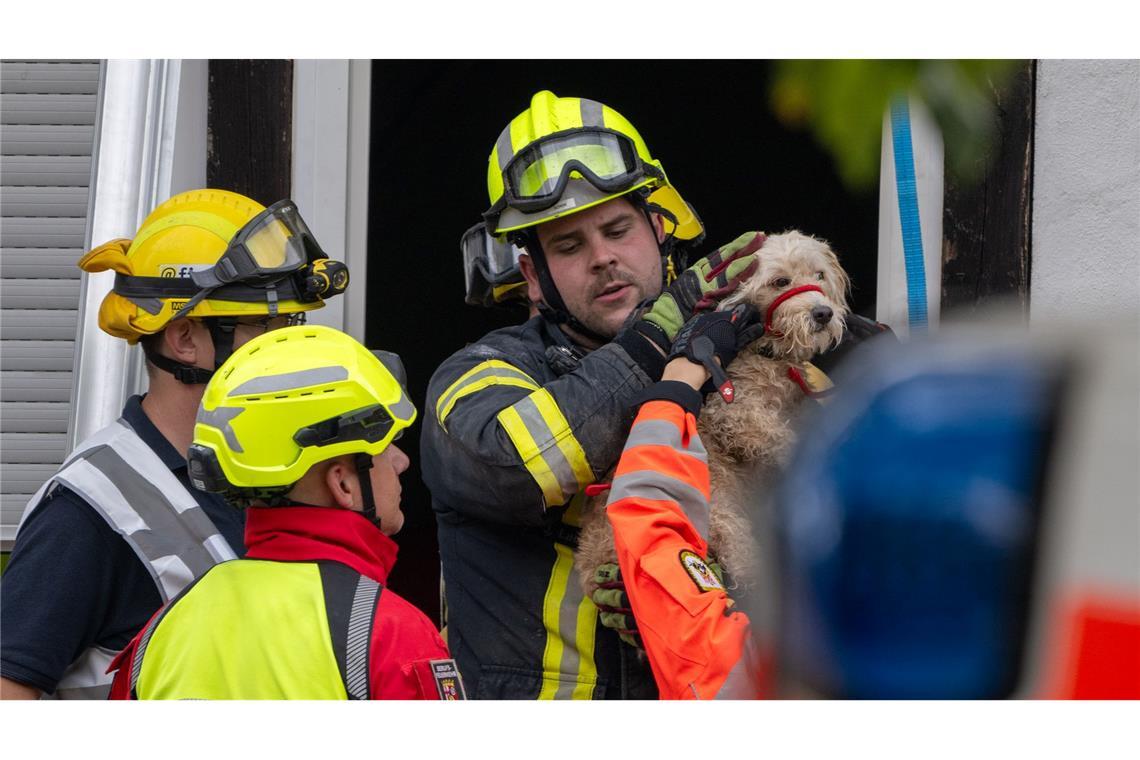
[577,230,851,601]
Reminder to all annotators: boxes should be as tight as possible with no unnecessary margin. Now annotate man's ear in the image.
[651,212,667,244]
[161,319,201,365]
[323,458,357,510]
[518,253,544,305]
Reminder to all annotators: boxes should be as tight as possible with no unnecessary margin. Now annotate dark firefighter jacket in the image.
[421,314,660,699]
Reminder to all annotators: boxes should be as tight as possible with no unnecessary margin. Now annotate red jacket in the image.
[607,397,770,699]
[108,506,461,700]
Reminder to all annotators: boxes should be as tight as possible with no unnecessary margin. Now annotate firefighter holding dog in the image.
[109,325,462,700]
[1,190,347,699]
[421,91,764,698]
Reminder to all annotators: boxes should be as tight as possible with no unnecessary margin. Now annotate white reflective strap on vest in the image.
[18,418,238,699]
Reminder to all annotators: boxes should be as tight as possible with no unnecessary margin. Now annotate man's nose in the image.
[589,238,620,269]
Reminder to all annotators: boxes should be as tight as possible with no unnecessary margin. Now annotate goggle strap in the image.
[114,273,320,314]
[167,286,216,322]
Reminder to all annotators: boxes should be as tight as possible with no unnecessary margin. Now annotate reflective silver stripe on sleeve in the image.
[229,365,348,397]
[345,575,381,700]
[580,98,605,128]
[623,418,708,462]
[435,362,536,422]
[496,126,516,173]
[513,395,580,503]
[51,646,116,700]
[608,469,710,541]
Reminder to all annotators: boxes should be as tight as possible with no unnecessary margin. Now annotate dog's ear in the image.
[822,247,852,311]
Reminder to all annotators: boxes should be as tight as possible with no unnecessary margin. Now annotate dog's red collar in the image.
[765,284,825,337]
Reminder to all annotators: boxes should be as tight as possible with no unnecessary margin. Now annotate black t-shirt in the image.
[0,395,245,694]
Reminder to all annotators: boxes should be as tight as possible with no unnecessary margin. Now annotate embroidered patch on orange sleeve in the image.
[680,550,725,593]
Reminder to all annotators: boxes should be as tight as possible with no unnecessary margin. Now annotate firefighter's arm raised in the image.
[606,314,768,699]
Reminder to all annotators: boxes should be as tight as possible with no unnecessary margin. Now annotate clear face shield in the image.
[460,222,528,307]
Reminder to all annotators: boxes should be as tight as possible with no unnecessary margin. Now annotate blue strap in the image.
[890,98,928,329]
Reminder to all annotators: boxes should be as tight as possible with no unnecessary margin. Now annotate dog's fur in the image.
[577,230,851,599]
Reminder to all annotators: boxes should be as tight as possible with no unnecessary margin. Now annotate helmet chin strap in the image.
[516,229,613,346]
[141,317,239,385]
[355,452,380,529]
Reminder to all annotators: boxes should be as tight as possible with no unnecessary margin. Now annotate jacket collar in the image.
[243,506,398,584]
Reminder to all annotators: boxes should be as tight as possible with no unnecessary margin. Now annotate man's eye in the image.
[816,271,825,281]
[773,277,791,288]
[607,226,631,239]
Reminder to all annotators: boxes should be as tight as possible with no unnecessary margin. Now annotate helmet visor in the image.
[460,222,525,306]
[502,128,656,214]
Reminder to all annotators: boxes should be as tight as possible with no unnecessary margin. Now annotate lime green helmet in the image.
[188,325,416,517]
[465,90,705,309]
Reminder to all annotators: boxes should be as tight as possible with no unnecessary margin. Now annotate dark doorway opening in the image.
[366,60,879,623]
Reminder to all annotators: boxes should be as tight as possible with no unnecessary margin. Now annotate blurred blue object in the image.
[776,339,1066,699]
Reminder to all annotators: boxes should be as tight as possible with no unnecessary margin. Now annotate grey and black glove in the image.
[668,304,765,403]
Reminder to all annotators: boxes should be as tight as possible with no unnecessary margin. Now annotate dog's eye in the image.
[772,277,791,289]
[816,271,825,281]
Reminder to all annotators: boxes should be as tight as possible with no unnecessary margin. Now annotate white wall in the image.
[291,60,372,342]
[1032,60,1140,320]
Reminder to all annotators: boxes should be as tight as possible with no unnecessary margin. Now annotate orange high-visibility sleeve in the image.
[607,398,766,699]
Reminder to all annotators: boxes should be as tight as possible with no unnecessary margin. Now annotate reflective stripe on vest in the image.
[130,559,381,699]
[18,418,238,700]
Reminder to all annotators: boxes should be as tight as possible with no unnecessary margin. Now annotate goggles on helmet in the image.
[190,200,324,290]
[112,199,349,319]
[460,222,527,307]
[484,127,665,228]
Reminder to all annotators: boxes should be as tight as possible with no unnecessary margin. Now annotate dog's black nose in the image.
[811,305,833,325]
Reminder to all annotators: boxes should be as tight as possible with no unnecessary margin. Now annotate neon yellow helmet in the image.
[465,91,705,309]
[188,325,416,515]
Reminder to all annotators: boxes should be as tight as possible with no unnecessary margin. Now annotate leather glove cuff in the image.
[614,323,669,381]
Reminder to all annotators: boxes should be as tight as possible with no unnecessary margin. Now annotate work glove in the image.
[668,304,765,403]
[592,564,643,650]
[616,233,765,370]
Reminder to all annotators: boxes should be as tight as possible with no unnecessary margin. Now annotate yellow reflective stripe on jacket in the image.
[436,360,539,428]
[495,388,593,508]
[537,495,598,699]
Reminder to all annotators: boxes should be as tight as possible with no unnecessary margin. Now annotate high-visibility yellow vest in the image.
[128,558,380,699]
